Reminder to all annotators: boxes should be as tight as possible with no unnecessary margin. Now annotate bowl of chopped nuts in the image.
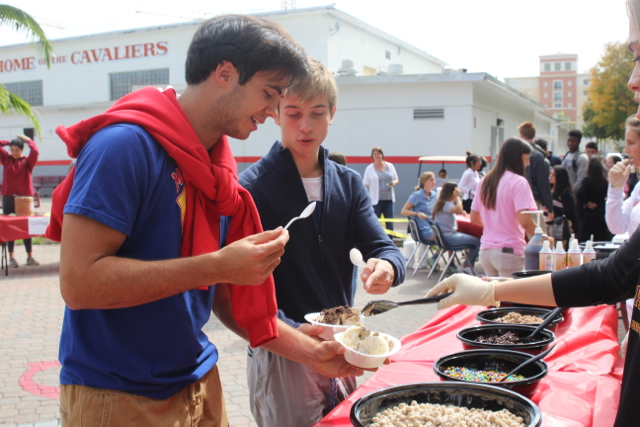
[457,324,555,354]
[476,307,564,333]
[350,382,542,427]
[433,349,548,398]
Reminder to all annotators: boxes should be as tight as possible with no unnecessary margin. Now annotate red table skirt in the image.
[0,215,45,243]
[315,305,622,427]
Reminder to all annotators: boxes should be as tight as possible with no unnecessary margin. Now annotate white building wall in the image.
[325,21,442,76]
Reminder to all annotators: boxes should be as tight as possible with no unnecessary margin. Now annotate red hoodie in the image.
[48,87,279,347]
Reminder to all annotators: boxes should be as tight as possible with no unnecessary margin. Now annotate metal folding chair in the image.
[428,219,476,282]
[407,218,437,276]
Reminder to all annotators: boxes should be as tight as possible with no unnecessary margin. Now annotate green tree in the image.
[582,41,636,141]
[0,4,55,137]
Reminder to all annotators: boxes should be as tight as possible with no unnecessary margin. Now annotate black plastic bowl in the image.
[433,349,548,398]
[476,307,564,333]
[350,382,542,427]
[457,324,555,353]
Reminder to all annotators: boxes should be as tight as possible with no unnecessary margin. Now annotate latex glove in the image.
[425,274,499,309]
[609,159,631,188]
[621,330,629,360]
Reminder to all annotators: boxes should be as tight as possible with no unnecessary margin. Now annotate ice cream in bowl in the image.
[304,306,363,341]
[334,323,401,369]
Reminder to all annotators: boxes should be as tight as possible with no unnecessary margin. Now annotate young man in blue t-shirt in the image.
[56,16,364,426]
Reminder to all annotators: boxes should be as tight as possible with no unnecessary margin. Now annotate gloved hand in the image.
[609,159,631,189]
[426,274,499,309]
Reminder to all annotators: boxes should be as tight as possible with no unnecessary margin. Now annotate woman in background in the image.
[433,182,480,276]
[548,165,578,246]
[576,157,612,242]
[470,138,538,277]
[401,171,437,243]
[458,151,482,213]
[363,147,399,230]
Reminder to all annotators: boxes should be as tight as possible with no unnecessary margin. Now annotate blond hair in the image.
[285,57,337,110]
[626,114,640,138]
[415,171,435,191]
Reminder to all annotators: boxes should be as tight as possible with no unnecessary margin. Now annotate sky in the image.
[0,0,631,80]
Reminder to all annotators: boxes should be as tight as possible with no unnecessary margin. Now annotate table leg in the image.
[2,242,6,276]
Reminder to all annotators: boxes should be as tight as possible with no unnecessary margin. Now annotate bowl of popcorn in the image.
[304,306,364,341]
[350,382,542,427]
[334,323,401,369]
[457,324,555,354]
[476,307,564,333]
[433,349,548,398]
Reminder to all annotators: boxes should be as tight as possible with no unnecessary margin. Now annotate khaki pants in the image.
[60,365,228,427]
[479,248,524,277]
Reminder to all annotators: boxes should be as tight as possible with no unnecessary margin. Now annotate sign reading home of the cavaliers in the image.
[0,41,168,73]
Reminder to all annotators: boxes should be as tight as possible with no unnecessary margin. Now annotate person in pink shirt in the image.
[0,135,40,267]
[470,138,538,276]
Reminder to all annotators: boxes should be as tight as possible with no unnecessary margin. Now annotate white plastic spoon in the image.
[349,248,367,269]
[283,202,316,230]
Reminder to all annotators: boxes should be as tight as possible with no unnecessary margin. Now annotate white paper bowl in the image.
[334,331,402,369]
[304,312,364,341]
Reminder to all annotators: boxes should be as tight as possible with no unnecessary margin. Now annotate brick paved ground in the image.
[0,220,627,426]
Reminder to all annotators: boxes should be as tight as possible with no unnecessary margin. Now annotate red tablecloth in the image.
[456,213,483,239]
[316,304,623,427]
[0,215,46,242]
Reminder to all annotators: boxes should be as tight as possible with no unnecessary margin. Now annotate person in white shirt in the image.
[607,115,640,235]
[458,151,481,213]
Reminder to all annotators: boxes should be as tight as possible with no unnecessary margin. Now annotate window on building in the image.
[568,103,572,108]
[544,63,551,71]
[565,62,572,71]
[584,90,587,96]
[568,92,572,98]
[554,103,562,108]
[4,80,43,106]
[543,81,548,87]
[584,79,589,85]
[554,62,561,71]
[554,92,562,101]
[385,50,391,60]
[553,81,562,89]
[568,80,572,86]
[110,68,170,100]
[543,93,548,98]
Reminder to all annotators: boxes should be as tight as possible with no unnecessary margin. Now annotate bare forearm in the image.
[495,275,557,306]
[61,251,219,309]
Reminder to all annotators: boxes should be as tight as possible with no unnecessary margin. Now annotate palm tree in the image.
[0,4,55,137]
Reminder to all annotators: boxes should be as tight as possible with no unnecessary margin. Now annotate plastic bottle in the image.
[523,211,545,271]
[582,240,596,263]
[566,238,582,268]
[539,240,554,271]
[402,235,416,265]
[553,241,567,271]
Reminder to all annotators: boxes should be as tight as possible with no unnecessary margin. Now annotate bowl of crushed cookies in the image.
[350,382,542,427]
[476,307,564,333]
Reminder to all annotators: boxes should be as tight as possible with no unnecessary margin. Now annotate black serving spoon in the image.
[362,293,453,316]
[498,344,556,382]
[520,306,565,342]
